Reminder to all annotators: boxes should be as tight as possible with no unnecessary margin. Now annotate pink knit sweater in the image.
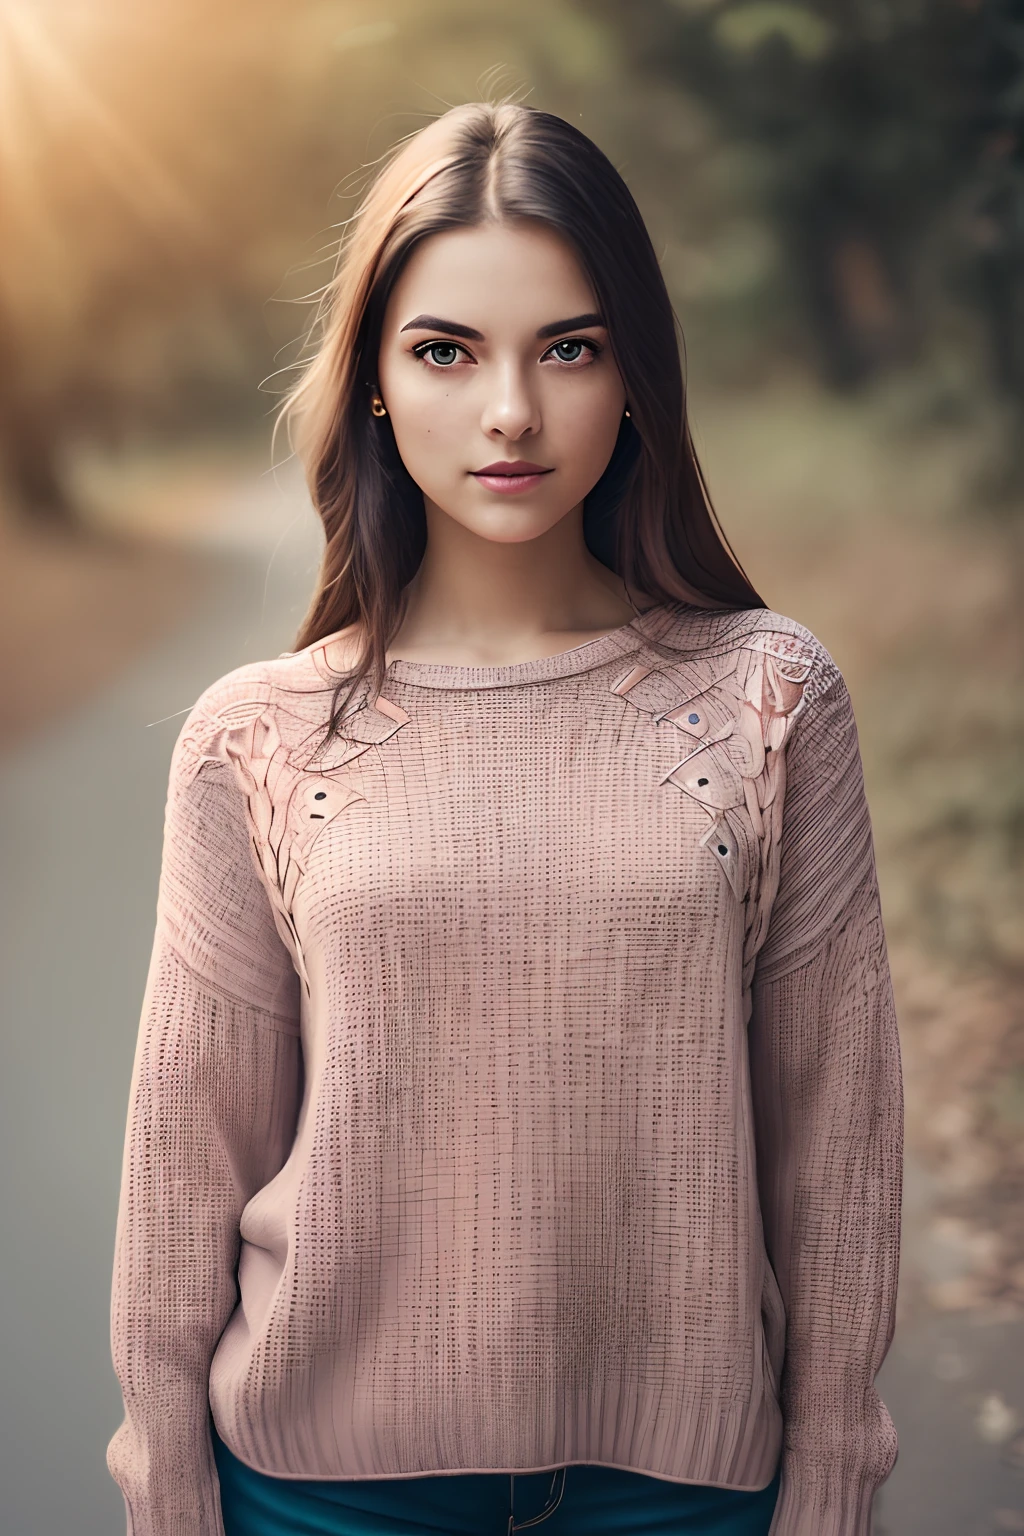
[107,600,903,1536]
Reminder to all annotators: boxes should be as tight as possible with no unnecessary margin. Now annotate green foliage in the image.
[0,0,625,522]
[714,3,834,61]
[586,0,1024,403]
[2,0,1021,522]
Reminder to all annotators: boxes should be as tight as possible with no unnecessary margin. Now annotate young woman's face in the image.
[376,220,627,544]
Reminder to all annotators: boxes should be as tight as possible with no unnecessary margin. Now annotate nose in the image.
[479,358,541,440]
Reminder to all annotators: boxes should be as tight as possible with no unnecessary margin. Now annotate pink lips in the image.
[471,460,554,495]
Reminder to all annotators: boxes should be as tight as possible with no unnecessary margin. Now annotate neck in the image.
[386,499,644,667]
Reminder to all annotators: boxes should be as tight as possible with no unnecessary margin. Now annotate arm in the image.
[748,657,904,1536]
[107,696,303,1536]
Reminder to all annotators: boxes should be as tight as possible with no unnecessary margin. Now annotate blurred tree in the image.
[955,0,1024,402]
[0,2,251,527]
[0,0,397,530]
[6,0,1017,530]
[586,0,1022,398]
[0,0,629,531]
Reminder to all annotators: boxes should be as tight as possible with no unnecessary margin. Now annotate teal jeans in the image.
[212,1426,782,1536]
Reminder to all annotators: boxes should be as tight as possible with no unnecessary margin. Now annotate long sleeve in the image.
[107,696,304,1536]
[748,659,904,1536]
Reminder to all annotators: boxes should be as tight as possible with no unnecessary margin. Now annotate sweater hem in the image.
[210,1395,785,1490]
[213,1442,782,1492]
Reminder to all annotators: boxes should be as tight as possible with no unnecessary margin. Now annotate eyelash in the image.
[411,338,602,371]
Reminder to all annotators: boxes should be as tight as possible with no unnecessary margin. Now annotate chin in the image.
[441,496,567,541]
[465,512,566,544]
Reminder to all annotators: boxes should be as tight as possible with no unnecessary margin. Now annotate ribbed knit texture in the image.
[107,600,903,1536]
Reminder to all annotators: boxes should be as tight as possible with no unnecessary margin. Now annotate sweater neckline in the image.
[305,602,681,691]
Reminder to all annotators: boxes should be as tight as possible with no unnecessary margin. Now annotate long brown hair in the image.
[275,100,764,736]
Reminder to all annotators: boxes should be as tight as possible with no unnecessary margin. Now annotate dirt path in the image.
[0,519,204,749]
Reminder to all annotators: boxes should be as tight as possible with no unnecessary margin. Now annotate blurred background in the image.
[0,1,1022,1532]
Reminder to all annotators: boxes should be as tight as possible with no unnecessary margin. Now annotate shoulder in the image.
[647,601,846,707]
[177,657,275,738]
[188,658,278,719]
[169,653,314,788]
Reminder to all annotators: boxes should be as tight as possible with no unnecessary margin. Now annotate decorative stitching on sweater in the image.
[176,695,408,997]
[611,634,816,1021]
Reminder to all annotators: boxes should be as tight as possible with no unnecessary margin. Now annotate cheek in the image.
[386,376,466,477]
[545,377,624,474]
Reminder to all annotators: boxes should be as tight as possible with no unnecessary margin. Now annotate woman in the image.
[107,101,903,1536]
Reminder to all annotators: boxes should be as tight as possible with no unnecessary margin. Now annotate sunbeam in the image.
[0,0,208,245]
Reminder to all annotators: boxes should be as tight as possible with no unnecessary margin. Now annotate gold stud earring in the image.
[370,392,387,418]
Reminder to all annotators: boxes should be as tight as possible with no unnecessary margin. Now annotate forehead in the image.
[383,221,596,332]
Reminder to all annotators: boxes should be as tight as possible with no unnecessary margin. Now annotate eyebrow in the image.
[399,315,483,340]
[536,312,604,339]
[398,312,605,342]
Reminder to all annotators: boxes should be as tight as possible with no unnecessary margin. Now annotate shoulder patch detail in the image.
[612,634,821,1020]
[178,689,410,997]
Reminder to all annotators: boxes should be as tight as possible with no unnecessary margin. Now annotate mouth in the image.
[470,461,554,496]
